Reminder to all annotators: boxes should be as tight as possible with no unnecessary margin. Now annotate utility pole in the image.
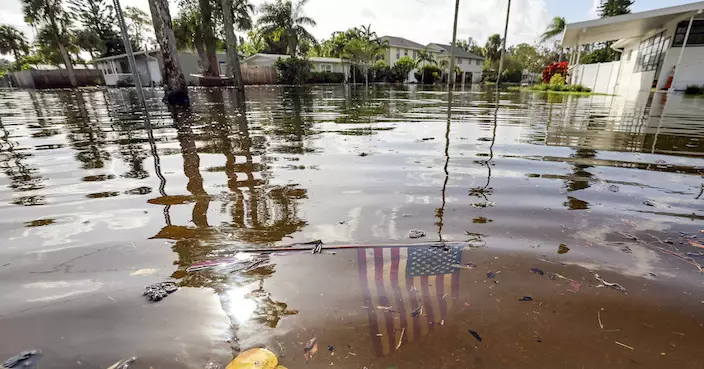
[113,0,147,108]
[496,0,511,86]
[448,0,460,88]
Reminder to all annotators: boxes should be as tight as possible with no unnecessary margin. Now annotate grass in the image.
[509,84,610,96]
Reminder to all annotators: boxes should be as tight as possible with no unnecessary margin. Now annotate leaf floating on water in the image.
[518,296,533,301]
[410,306,422,317]
[530,268,545,276]
[468,329,482,342]
[558,244,570,254]
[689,240,704,249]
[487,271,496,278]
[304,338,318,361]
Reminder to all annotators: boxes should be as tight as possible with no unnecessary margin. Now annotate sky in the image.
[0,0,699,51]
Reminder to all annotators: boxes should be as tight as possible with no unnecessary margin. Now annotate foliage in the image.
[502,69,523,83]
[393,56,415,82]
[509,43,544,73]
[529,83,591,93]
[258,0,316,56]
[343,34,387,86]
[68,0,123,57]
[275,56,311,84]
[453,37,484,56]
[484,34,503,67]
[173,6,203,51]
[580,45,619,64]
[316,27,365,58]
[540,17,565,43]
[684,85,704,95]
[307,70,344,83]
[0,25,30,69]
[415,47,436,67]
[598,0,633,17]
[35,25,82,65]
[416,64,442,84]
[549,73,565,85]
[124,6,154,49]
[542,61,568,83]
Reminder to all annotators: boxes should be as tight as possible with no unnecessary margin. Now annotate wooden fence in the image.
[241,65,277,85]
[10,69,103,89]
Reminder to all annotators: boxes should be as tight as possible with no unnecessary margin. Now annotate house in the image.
[93,50,229,86]
[426,43,484,83]
[242,53,351,79]
[562,1,704,95]
[379,36,426,65]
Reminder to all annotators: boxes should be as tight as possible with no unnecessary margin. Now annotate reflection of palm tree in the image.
[0,118,45,205]
[63,92,110,170]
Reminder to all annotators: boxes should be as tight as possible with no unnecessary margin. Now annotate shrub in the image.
[393,57,416,82]
[528,83,591,93]
[275,57,312,84]
[307,71,345,83]
[370,61,394,82]
[684,85,704,95]
[501,69,522,83]
[418,64,442,84]
[549,73,565,86]
[542,62,569,83]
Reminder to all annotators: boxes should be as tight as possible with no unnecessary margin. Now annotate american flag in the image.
[358,246,461,357]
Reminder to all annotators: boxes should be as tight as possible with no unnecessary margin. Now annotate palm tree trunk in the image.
[193,25,208,73]
[49,20,77,87]
[220,0,244,92]
[364,66,368,88]
[198,0,219,76]
[148,0,189,104]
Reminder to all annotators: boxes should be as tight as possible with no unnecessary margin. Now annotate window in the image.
[626,49,633,61]
[413,50,417,58]
[320,64,333,72]
[635,32,668,73]
[458,58,462,64]
[396,51,400,59]
[476,59,481,65]
[404,49,408,56]
[673,19,704,46]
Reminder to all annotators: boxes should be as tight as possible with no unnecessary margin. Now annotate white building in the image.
[242,54,351,78]
[563,1,704,96]
[426,43,484,83]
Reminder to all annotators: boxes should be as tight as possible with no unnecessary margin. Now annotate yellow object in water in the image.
[226,348,278,369]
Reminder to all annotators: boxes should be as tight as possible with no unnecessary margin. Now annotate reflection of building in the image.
[564,2,704,95]
[358,246,461,357]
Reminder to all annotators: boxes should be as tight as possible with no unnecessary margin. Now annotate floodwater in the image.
[1,85,703,368]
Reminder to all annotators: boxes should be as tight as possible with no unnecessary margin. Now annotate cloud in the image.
[589,0,601,18]
[360,8,376,20]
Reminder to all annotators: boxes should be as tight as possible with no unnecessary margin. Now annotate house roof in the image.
[426,43,485,60]
[92,50,159,62]
[379,36,425,50]
[242,54,348,63]
[562,1,704,47]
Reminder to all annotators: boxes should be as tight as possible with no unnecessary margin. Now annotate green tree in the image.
[68,0,123,56]
[35,25,81,65]
[484,33,502,70]
[510,43,543,73]
[393,56,415,82]
[148,0,189,104]
[124,6,154,49]
[258,0,316,56]
[220,0,245,91]
[598,0,633,17]
[344,37,387,87]
[540,17,565,43]
[0,25,30,69]
[415,46,436,67]
[173,6,208,70]
[22,0,77,86]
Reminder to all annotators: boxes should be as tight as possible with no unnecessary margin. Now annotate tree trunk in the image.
[148,0,189,105]
[50,20,77,87]
[364,66,368,88]
[198,0,219,76]
[221,0,244,92]
[193,25,208,74]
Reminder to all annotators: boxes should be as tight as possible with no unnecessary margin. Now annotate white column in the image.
[670,12,699,92]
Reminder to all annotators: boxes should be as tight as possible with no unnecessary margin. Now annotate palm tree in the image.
[0,25,30,69]
[148,0,189,104]
[344,37,387,88]
[21,0,77,86]
[540,17,566,43]
[258,0,316,56]
[232,0,255,31]
[221,0,246,92]
[415,47,436,68]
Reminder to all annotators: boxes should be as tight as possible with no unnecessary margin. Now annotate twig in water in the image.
[396,328,405,350]
[593,273,627,293]
[615,341,634,350]
[597,309,604,329]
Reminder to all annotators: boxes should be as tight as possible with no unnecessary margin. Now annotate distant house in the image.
[426,43,484,83]
[379,36,426,66]
[242,53,351,77]
[93,50,229,86]
[562,1,704,95]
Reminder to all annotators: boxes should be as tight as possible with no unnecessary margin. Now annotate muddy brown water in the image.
[1,85,703,368]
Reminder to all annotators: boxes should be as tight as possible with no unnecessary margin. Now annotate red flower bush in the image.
[542,62,569,83]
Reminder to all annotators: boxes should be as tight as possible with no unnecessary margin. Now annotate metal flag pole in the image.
[496,0,512,86]
[447,0,460,88]
[113,0,148,110]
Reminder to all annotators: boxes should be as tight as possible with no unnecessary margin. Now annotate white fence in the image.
[572,61,620,94]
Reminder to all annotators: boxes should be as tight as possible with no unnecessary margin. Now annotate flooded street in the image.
[1,85,704,368]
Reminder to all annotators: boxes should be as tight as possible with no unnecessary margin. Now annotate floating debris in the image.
[409,229,426,239]
[420,137,435,141]
[304,338,318,362]
[327,345,334,353]
[689,240,704,249]
[615,341,634,350]
[396,328,405,350]
[518,296,533,301]
[3,350,42,369]
[487,271,496,278]
[592,273,627,293]
[358,152,369,157]
[686,252,704,258]
[452,263,478,270]
[143,281,178,301]
[468,330,482,342]
[530,268,545,276]
[558,244,570,254]
[410,306,423,317]
[643,200,656,207]
[227,348,278,369]
[107,357,136,369]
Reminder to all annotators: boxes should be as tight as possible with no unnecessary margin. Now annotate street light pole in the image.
[448,0,460,88]
[496,0,512,86]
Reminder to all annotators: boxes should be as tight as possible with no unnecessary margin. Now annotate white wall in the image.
[657,46,704,90]
[573,61,620,94]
